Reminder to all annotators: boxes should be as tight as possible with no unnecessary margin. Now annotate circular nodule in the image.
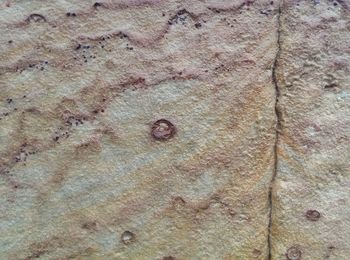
[286,246,302,260]
[121,231,136,245]
[305,209,321,221]
[151,119,176,141]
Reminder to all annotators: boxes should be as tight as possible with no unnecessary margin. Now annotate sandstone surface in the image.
[0,0,349,259]
[271,1,350,259]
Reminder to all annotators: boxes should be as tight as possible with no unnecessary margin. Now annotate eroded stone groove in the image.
[268,1,350,258]
[268,1,283,259]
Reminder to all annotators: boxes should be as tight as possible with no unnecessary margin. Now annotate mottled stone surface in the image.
[0,0,349,259]
[0,1,278,259]
[271,1,350,259]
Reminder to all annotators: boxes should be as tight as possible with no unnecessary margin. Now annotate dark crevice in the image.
[268,1,283,260]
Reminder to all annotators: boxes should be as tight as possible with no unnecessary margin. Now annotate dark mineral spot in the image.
[324,83,337,89]
[168,9,190,25]
[177,9,187,16]
[208,7,221,13]
[66,12,77,17]
[305,209,321,221]
[26,14,47,23]
[65,115,84,126]
[286,246,302,260]
[151,119,176,141]
[117,32,128,39]
[121,231,136,245]
[81,221,97,231]
[328,245,335,250]
[75,44,82,50]
[93,2,103,8]
[326,245,336,258]
[194,22,202,28]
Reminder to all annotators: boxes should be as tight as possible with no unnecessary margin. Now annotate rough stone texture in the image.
[271,1,350,259]
[0,1,278,259]
[0,0,349,259]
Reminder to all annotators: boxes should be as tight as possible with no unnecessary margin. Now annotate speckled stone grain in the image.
[271,1,350,259]
[0,1,278,259]
[0,0,349,259]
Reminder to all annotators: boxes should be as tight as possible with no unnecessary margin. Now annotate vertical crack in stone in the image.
[268,1,282,259]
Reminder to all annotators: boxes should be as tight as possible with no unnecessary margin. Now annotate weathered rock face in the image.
[271,1,350,259]
[0,1,278,259]
[0,0,348,259]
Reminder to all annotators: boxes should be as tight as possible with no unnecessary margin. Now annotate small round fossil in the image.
[286,246,302,260]
[305,209,321,221]
[121,231,136,245]
[151,119,176,141]
[26,14,46,23]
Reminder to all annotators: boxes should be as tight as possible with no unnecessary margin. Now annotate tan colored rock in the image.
[2,0,349,259]
[271,1,350,259]
[0,0,278,259]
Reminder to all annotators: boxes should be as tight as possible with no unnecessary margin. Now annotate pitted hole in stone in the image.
[151,119,176,141]
[305,209,321,221]
[286,246,302,260]
[121,231,136,245]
